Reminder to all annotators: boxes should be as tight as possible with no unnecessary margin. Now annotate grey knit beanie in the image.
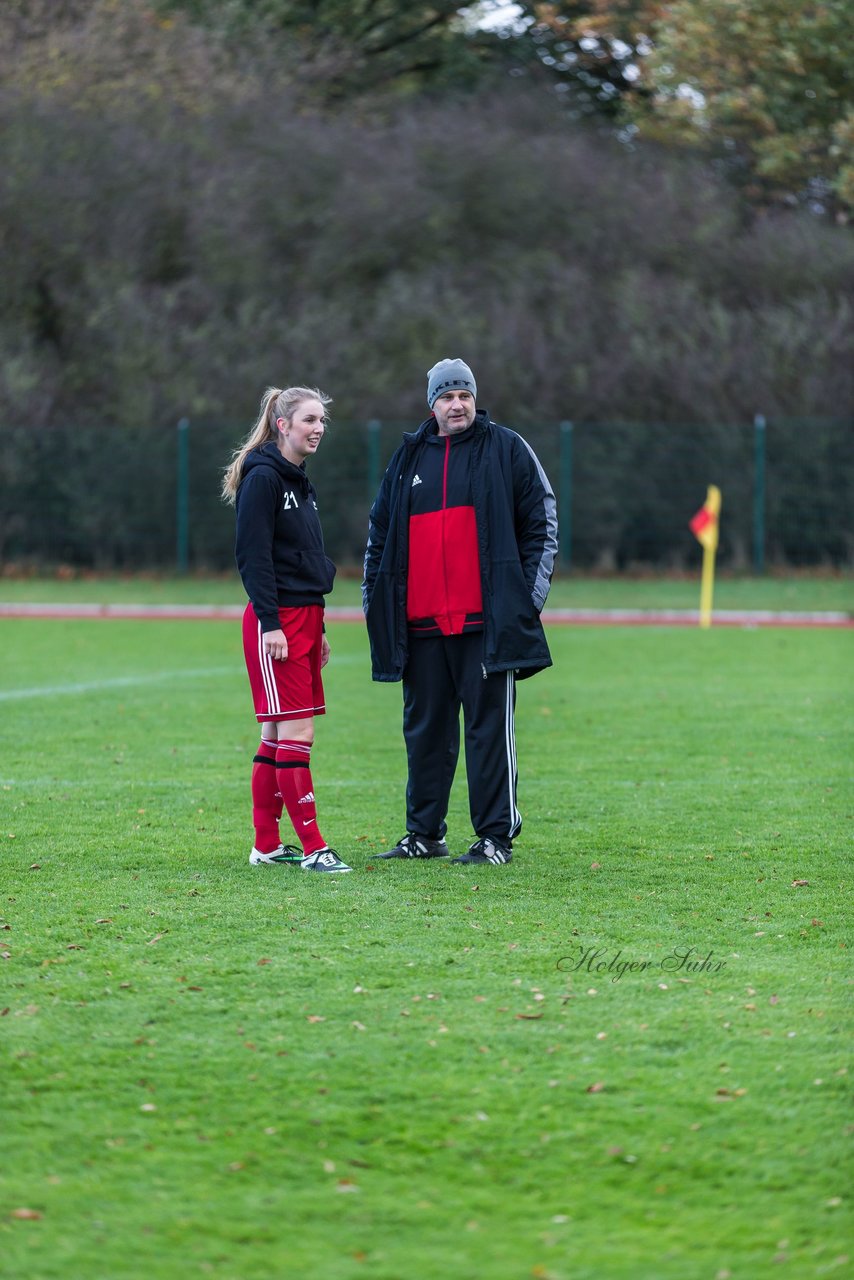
[426,358,477,409]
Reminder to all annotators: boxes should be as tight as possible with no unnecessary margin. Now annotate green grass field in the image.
[1,599,851,1279]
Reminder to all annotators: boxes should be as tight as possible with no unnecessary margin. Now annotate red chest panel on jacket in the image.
[406,434,482,635]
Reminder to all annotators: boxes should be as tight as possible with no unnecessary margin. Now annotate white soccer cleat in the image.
[249,845,303,865]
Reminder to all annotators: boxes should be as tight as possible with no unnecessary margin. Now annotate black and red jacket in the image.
[362,410,558,682]
[406,425,484,636]
[234,442,336,632]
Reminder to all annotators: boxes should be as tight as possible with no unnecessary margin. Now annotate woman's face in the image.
[277,398,327,463]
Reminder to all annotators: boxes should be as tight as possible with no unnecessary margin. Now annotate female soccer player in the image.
[222,386,351,873]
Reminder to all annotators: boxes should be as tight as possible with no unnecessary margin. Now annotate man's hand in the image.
[320,634,330,668]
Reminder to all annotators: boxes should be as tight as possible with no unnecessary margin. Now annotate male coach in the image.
[362,358,558,866]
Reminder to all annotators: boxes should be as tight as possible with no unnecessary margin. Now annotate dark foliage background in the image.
[0,2,852,570]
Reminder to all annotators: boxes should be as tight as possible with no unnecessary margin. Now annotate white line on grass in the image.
[0,655,365,703]
[0,666,242,702]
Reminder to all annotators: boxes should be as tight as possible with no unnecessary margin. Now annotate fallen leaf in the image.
[770,994,779,1004]
[146,934,164,946]
[516,1011,544,1020]
[29,864,41,870]
[352,1021,366,1031]
[10,1208,42,1220]
[811,919,824,928]
[257,957,272,965]
[791,879,810,887]
[306,1015,325,1023]
[586,1082,605,1093]
[94,918,112,925]
[336,1180,359,1193]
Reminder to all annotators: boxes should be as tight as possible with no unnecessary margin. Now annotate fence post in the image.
[367,419,381,506]
[559,420,573,572]
[753,413,766,576]
[177,417,190,574]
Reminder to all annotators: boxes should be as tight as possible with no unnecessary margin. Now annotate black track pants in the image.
[402,632,520,843]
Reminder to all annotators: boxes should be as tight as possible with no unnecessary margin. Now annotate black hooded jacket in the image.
[235,442,336,632]
[362,410,558,682]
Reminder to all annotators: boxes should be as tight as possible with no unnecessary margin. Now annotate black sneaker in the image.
[301,847,353,873]
[376,833,449,860]
[451,837,513,866]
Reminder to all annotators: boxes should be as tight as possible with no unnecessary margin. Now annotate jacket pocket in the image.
[298,550,337,595]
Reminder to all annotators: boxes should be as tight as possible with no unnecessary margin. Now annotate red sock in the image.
[276,740,326,856]
[251,740,281,853]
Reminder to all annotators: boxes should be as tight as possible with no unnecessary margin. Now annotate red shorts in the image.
[242,602,326,723]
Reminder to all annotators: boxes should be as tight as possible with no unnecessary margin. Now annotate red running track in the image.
[0,603,851,628]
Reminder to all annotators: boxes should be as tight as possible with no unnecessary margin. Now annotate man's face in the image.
[432,389,476,436]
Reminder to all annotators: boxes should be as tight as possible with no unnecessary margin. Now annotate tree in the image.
[630,0,854,214]
[156,0,500,99]
[0,0,245,111]
[491,2,853,212]
[488,1,660,117]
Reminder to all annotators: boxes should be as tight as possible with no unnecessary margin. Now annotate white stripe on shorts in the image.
[257,619,281,717]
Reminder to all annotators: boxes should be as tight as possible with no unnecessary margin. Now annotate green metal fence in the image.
[1,417,851,573]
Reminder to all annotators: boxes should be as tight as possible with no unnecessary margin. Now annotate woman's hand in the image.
[320,634,330,668]
[263,628,288,661]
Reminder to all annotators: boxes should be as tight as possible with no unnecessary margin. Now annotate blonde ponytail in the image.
[221,384,331,503]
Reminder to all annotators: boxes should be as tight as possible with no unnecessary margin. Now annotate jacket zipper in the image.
[441,437,451,613]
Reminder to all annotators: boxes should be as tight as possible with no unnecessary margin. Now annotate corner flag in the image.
[689,485,722,627]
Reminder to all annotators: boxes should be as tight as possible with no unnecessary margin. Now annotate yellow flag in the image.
[690,486,722,628]
[689,485,721,552]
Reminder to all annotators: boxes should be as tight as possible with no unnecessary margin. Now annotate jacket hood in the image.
[242,441,311,490]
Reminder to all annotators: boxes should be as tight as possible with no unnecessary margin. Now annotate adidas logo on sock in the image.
[298,792,315,804]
